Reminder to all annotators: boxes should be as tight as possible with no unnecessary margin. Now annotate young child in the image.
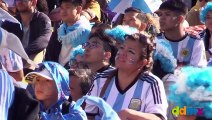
[69,69,92,102]
[25,61,87,120]
[61,69,92,113]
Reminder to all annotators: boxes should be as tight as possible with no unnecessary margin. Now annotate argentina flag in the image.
[108,0,162,13]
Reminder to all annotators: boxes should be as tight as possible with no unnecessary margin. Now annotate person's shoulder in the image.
[188,34,201,40]
[34,11,51,21]
[139,72,162,84]
[185,25,206,40]
[94,68,116,80]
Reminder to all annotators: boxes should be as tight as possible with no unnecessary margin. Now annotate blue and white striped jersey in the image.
[0,48,23,72]
[156,33,207,67]
[0,69,15,120]
[85,69,168,120]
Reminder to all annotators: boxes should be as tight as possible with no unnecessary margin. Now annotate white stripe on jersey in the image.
[105,79,119,109]
[85,70,168,119]
[0,70,15,120]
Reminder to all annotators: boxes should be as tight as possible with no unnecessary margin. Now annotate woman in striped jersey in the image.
[85,33,168,120]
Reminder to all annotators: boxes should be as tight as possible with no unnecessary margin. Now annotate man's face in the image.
[123,12,142,30]
[158,9,180,31]
[60,2,80,24]
[15,0,33,13]
[83,37,108,64]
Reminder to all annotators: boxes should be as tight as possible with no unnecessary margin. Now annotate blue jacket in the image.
[34,62,87,120]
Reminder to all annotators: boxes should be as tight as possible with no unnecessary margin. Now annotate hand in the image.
[118,109,132,120]
[184,25,206,37]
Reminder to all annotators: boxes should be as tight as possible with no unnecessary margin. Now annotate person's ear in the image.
[177,15,185,24]
[76,6,83,14]
[138,59,148,68]
[104,52,111,61]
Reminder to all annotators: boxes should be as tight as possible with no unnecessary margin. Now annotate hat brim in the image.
[25,71,53,83]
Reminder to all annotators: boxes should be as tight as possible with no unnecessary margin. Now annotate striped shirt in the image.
[0,48,23,72]
[0,69,15,120]
[85,69,168,120]
[156,33,207,67]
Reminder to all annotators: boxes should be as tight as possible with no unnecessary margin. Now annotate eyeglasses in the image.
[68,59,89,69]
[82,42,100,49]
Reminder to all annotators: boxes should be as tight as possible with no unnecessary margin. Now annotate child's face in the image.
[34,76,58,102]
[69,76,83,101]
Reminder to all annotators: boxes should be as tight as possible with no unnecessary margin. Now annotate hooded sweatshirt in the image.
[32,62,87,120]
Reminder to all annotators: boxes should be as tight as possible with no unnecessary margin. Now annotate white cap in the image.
[25,69,53,83]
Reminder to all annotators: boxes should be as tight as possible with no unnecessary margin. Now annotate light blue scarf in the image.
[58,16,91,65]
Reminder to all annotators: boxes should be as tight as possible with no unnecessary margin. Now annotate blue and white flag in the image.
[108,0,162,13]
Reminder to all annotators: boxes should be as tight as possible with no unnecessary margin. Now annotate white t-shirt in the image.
[85,69,168,120]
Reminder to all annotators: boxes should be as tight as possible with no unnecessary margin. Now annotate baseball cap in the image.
[25,68,53,83]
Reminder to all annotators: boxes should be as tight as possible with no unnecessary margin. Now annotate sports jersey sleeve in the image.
[0,48,23,72]
[144,76,168,120]
[190,39,207,67]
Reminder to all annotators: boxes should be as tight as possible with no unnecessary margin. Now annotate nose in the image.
[83,45,90,51]
[117,49,127,57]
[35,81,43,90]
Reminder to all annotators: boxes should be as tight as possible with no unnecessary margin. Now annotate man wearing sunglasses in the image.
[1,0,52,75]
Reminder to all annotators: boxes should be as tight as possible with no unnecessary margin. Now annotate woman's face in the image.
[206,11,212,31]
[115,38,144,70]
